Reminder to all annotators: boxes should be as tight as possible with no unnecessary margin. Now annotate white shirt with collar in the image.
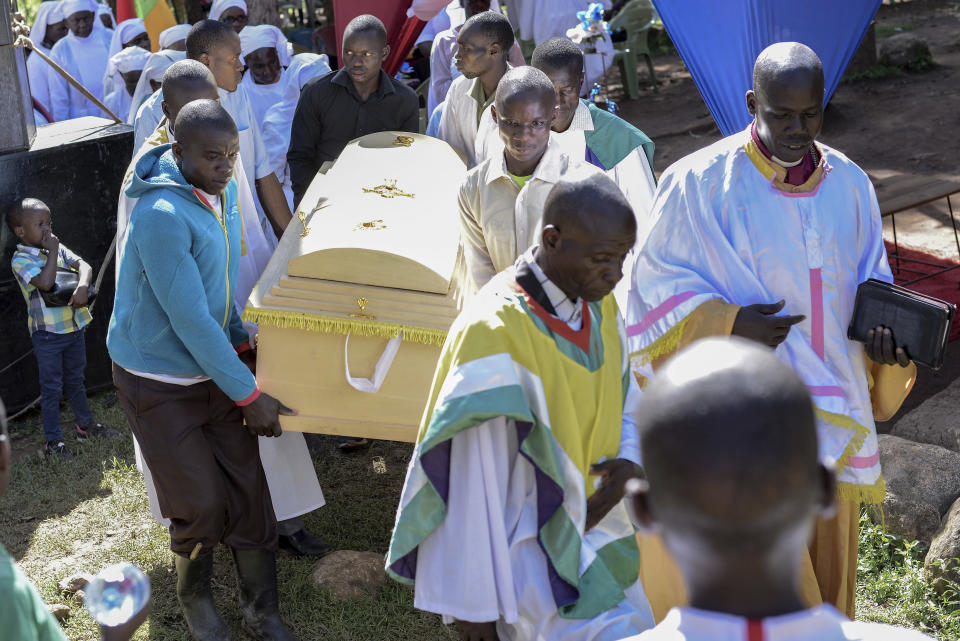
[459,137,603,292]
[437,74,491,169]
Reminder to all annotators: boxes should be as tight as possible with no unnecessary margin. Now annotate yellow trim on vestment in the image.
[629,299,740,368]
[241,307,448,346]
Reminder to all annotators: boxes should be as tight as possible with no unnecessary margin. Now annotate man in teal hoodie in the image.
[108,99,300,641]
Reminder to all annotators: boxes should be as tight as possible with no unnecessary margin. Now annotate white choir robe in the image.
[240,69,286,126]
[410,351,654,641]
[27,45,55,118]
[623,605,933,641]
[625,130,917,502]
[49,31,111,120]
[517,0,611,45]
[116,121,325,526]
[132,88,164,151]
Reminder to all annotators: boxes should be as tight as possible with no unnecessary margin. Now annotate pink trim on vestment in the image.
[847,452,881,469]
[810,268,825,360]
[808,385,844,397]
[626,291,698,337]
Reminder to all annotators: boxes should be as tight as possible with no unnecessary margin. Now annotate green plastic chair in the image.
[609,0,659,99]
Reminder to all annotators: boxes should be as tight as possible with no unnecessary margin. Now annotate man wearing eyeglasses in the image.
[286,14,419,209]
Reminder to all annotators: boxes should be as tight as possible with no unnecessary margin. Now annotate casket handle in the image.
[343,335,403,394]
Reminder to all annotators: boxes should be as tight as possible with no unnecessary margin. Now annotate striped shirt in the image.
[11,243,92,335]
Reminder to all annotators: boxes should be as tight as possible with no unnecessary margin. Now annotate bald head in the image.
[173,98,237,145]
[639,338,821,540]
[161,60,219,133]
[753,42,824,99]
[542,172,635,237]
[746,42,825,164]
[537,172,636,303]
[494,66,556,112]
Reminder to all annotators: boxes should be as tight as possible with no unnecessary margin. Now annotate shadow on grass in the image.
[2,389,456,640]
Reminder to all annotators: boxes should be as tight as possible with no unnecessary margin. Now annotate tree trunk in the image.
[247,0,279,27]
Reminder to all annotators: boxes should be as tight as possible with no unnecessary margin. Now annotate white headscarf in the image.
[30,2,65,51]
[61,0,99,19]
[104,45,151,123]
[239,24,292,66]
[208,0,247,21]
[261,53,330,178]
[126,48,186,123]
[158,24,191,49]
[109,17,147,58]
[96,2,115,27]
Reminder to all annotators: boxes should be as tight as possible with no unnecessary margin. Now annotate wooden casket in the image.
[244,132,467,442]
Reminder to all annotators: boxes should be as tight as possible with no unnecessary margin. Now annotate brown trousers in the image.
[113,364,277,556]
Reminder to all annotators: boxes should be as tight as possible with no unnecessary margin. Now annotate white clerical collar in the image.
[771,154,803,168]
[523,246,583,330]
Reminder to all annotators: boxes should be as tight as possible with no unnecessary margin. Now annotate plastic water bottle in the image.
[84,562,151,627]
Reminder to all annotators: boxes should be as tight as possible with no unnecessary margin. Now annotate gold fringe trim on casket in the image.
[242,307,448,347]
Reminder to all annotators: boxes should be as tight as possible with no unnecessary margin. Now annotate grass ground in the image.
[3,391,960,640]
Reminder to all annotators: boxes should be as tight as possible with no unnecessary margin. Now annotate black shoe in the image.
[174,551,232,641]
[44,440,73,460]
[231,548,301,641]
[76,422,120,441]
[278,529,333,558]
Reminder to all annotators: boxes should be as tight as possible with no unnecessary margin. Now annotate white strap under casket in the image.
[344,334,402,393]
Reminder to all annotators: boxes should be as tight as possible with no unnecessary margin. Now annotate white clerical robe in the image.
[49,31,111,120]
[623,605,932,641]
[459,137,601,291]
[117,121,324,525]
[409,296,653,641]
[625,130,917,502]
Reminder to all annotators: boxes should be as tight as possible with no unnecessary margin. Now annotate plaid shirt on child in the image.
[11,243,92,335]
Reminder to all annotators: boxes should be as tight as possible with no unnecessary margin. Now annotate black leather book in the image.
[847,279,955,370]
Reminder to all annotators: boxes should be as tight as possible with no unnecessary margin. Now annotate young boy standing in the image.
[624,337,930,641]
[8,198,114,460]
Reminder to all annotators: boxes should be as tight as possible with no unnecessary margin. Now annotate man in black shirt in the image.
[287,14,419,208]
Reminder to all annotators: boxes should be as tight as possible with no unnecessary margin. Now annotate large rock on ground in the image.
[890,378,960,454]
[868,492,941,545]
[879,32,933,70]
[312,551,385,600]
[925,497,960,594]
[875,435,960,543]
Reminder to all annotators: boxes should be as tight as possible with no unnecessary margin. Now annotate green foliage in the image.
[14,0,42,25]
[843,63,905,83]
[857,512,960,640]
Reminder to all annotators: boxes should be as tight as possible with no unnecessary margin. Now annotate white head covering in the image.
[158,24,191,49]
[126,48,186,122]
[208,0,247,21]
[239,24,292,67]
[30,1,65,48]
[104,45,151,123]
[62,0,99,19]
[285,53,331,91]
[109,18,147,58]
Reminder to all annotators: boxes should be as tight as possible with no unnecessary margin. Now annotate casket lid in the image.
[245,132,467,345]
[287,131,465,294]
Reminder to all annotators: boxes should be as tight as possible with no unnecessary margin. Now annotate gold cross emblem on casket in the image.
[362,179,415,199]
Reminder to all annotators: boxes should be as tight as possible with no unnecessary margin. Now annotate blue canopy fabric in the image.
[652,0,881,136]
